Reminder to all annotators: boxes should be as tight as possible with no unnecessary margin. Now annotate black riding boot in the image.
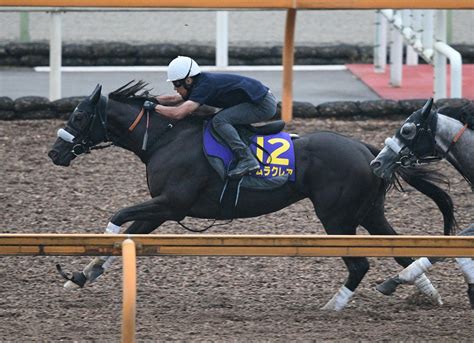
[228,147,260,179]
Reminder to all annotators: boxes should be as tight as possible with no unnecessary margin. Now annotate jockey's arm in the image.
[155,100,200,120]
[156,94,183,106]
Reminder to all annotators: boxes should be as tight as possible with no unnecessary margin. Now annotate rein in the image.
[418,120,471,188]
[70,96,110,155]
[128,107,145,132]
[444,123,469,156]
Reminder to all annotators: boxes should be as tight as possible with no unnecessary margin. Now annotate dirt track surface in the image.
[0,117,472,341]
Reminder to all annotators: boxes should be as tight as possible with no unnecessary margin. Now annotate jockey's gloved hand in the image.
[143,100,157,111]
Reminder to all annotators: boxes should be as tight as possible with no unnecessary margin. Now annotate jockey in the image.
[144,56,277,179]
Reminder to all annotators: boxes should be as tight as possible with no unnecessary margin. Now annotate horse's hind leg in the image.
[314,213,369,311]
[455,224,474,309]
[361,206,442,304]
[62,220,162,289]
[321,255,370,311]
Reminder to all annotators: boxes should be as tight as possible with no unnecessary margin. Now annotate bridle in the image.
[384,111,439,168]
[58,95,110,156]
[385,110,471,186]
[58,95,177,163]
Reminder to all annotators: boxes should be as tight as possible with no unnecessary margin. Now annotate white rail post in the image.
[216,11,229,68]
[433,10,447,99]
[390,11,403,87]
[403,10,418,65]
[422,10,434,63]
[411,10,423,62]
[49,11,62,101]
[20,12,30,42]
[434,10,462,99]
[374,10,387,73]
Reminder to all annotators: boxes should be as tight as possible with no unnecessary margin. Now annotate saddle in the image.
[203,119,297,219]
[203,119,296,191]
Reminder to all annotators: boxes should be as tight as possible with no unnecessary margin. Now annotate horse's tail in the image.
[365,143,457,236]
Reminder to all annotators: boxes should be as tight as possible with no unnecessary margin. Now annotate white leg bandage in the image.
[321,286,354,311]
[456,258,474,284]
[98,222,120,272]
[399,257,433,283]
[105,222,121,234]
[102,256,117,270]
[414,274,443,305]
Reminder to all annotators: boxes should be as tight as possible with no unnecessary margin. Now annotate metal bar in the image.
[435,42,462,98]
[121,239,136,343]
[434,10,447,99]
[19,12,30,41]
[422,10,434,60]
[389,15,403,87]
[374,10,387,73]
[282,8,296,122]
[0,0,294,8]
[1,234,474,257]
[49,10,62,101]
[215,11,228,68]
[1,0,473,9]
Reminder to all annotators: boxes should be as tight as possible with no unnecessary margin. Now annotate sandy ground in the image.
[0,117,472,341]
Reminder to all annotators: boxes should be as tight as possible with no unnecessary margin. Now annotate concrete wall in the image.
[1,10,473,45]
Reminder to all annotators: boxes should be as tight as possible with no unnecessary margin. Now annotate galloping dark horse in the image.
[48,82,455,311]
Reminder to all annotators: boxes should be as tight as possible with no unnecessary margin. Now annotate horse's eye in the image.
[400,123,416,140]
[75,113,84,122]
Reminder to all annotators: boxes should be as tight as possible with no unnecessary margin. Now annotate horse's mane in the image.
[108,80,217,124]
[439,102,474,129]
[109,80,157,102]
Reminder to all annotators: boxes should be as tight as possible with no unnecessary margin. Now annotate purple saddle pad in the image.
[203,122,295,181]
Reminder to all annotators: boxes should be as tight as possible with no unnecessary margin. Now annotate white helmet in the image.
[166,56,201,82]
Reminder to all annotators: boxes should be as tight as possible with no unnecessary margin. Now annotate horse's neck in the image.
[436,113,474,184]
[106,101,144,153]
[106,100,203,160]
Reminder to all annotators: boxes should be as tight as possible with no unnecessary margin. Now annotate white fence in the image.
[375,9,462,100]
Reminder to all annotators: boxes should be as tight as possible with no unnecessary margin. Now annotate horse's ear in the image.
[89,84,102,104]
[421,98,433,119]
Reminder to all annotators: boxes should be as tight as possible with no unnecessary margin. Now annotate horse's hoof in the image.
[467,284,474,309]
[63,271,87,289]
[64,280,81,289]
[57,264,87,288]
[376,276,402,295]
[321,302,339,311]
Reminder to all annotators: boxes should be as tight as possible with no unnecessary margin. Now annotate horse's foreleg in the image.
[361,208,442,304]
[62,220,163,289]
[376,257,443,305]
[378,224,474,307]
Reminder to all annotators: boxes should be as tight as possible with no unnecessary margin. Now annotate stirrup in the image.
[228,163,259,179]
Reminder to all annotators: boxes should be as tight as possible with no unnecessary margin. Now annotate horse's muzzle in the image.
[48,149,71,166]
[370,159,393,181]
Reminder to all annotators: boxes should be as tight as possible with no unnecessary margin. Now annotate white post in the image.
[49,11,62,101]
[390,13,403,87]
[404,10,418,65]
[374,10,387,73]
[434,10,447,99]
[422,10,434,62]
[216,11,229,68]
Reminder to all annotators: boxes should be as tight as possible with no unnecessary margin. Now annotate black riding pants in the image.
[212,91,277,151]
